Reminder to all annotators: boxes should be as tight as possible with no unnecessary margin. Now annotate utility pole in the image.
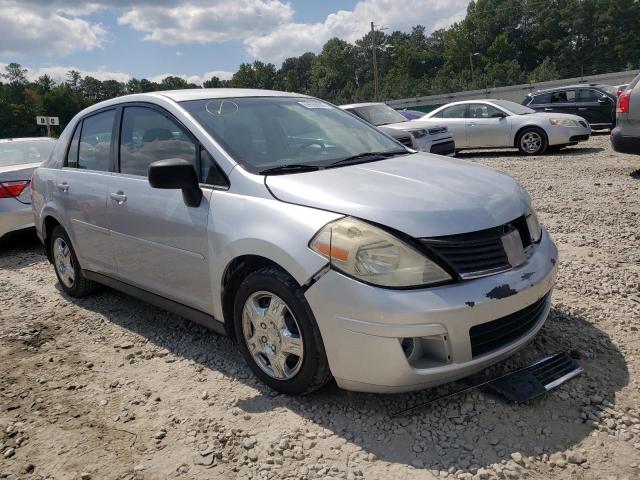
[469,52,479,88]
[371,21,379,102]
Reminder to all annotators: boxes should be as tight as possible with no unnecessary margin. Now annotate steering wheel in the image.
[294,140,325,155]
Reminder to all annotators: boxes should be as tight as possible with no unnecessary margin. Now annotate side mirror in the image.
[598,96,612,105]
[148,158,203,208]
[491,112,507,118]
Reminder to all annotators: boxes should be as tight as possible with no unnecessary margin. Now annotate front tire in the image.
[517,127,547,155]
[50,226,97,297]
[233,266,332,395]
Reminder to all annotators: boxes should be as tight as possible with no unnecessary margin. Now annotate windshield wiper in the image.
[259,164,323,175]
[328,150,407,167]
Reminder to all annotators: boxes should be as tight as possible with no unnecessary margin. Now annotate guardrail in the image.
[386,69,639,110]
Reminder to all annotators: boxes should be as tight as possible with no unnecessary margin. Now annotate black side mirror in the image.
[148,158,203,208]
[598,96,612,105]
[491,112,507,118]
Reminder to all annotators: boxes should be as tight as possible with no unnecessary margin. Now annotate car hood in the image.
[265,153,529,238]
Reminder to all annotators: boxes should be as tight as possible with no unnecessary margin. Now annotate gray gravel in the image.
[1,134,639,479]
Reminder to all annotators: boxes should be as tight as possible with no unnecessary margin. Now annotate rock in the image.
[153,431,166,440]
[201,391,209,400]
[4,447,15,458]
[590,394,604,404]
[510,452,524,466]
[134,464,145,471]
[243,438,257,449]
[192,452,214,466]
[80,473,91,480]
[566,451,586,465]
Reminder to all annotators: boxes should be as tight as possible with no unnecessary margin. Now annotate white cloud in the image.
[118,0,293,45]
[245,0,471,63]
[204,70,234,81]
[0,0,107,56]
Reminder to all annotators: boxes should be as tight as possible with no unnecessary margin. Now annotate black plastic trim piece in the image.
[82,270,227,336]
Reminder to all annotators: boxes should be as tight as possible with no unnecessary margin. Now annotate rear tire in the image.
[517,127,547,155]
[50,226,97,297]
[233,266,332,395]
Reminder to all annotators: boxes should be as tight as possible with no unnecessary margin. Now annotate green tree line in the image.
[2,0,639,138]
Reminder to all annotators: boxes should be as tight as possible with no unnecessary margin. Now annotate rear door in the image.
[547,89,578,116]
[54,109,117,274]
[107,104,212,312]
[465,103,511,147]
[577,88,614,126]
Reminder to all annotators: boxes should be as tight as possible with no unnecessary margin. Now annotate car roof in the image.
[0,137,55,143]
[532,84,609,94]
[339,102,386,109]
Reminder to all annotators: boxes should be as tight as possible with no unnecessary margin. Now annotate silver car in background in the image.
[418,99,592,155]
[611,73,640,155]
[340,102,456,156]
[32,89,557,394]
[1,137,56,239]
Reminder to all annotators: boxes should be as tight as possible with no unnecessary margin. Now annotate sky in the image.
[0,0,470,85]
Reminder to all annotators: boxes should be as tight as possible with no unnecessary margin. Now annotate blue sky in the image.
[0,0,469,84]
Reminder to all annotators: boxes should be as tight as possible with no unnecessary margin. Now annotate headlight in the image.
[526,209,542,243]
[549,118,578,127]
[310,217,451,287]
[409,134,418,149]
[408,128,428,138]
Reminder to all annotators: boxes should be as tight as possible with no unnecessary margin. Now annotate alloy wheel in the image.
[241,291,304,380]
[520,131,542,154]
[53,237,75,288]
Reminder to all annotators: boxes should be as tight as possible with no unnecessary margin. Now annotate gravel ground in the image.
[1,134,639,480]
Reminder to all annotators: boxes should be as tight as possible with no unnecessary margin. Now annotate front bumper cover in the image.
[305,227,558,393]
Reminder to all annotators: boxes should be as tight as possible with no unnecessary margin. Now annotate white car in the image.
[415,99,592,155]
[339,102,455,156]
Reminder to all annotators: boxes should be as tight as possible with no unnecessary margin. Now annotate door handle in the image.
[544,108,553,111]
[578,107,587,111]
[57,182,69,192]
[110,192,127,204]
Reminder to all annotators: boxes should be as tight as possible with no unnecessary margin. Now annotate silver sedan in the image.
[1,137,57,239]
[415,99,591,155]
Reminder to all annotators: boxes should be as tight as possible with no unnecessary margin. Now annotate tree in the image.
[2,63,28,85]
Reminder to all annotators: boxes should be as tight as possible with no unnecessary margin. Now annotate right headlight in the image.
[526,209,542,243]
[309,217,452,288]
[549,118,578,127]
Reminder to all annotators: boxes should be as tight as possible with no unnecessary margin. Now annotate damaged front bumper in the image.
[304,227,558,393]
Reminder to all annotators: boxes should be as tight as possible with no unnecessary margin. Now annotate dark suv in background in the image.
[522,84,617,130]
[611,73,640,155]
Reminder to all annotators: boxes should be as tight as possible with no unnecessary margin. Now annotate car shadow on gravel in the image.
[457,147,605,159]
[0,229,45,269]
[58,281,629,473]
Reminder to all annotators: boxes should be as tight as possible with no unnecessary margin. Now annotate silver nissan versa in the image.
[31,89,558,394]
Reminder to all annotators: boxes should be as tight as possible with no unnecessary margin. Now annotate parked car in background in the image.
[377,126,416,149]
[1,137,56,239]
[398,109,426,120]
[611,73,640,155]
[616,84,629,97]
[419,99,591,155]
[32,89,557,395]
[522,84,617,130]
[340,102,455,155]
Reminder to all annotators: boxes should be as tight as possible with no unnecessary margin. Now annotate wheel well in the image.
[43,216,61,262]
[514,125,547,148]
[221,255,286,341]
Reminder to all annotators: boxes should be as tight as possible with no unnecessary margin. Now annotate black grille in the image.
[570,134,589,142]
[420,216,531,278]
[430,140,455,155]
[469,294,549,358]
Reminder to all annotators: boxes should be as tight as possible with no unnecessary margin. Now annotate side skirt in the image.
[82,270,227,336]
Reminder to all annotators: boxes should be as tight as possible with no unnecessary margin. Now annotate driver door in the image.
[107,104,213,312]
[465,103,511,147]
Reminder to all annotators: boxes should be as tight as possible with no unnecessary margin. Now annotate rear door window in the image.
[550,90,575,103]
[578,89,603,102]
[467,104,504,118]
[119,106,197,177]
[77,110,115,172]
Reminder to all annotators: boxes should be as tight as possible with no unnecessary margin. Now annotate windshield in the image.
[0,139,56,167]
[181,97,405,174]
[348,104,408,126]
[491,100,536,115]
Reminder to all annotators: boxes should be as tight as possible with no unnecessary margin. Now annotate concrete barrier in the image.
[387,69,640,111]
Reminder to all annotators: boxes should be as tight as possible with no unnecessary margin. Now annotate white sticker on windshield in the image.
[298,101,331,109]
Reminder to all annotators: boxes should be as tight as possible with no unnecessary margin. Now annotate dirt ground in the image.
[1,133,639,480]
